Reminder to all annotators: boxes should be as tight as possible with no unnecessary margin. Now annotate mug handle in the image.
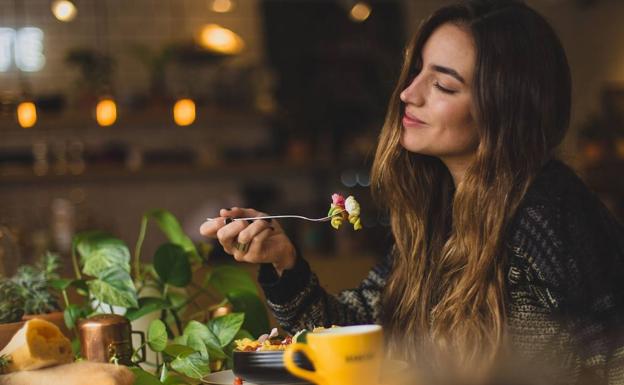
[284,343,326,385]
[132,330,146,363]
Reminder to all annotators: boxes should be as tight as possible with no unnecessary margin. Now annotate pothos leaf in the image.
[207,312,245,347]
[170,352,210,379]
[153,243,191,287]
[144,209,200,263]
[87,267,138,308]
[147,319,168,352]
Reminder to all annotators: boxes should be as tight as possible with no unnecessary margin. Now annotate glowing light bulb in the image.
[17,101,37,128]
[211,0,234,13]
[349,2,371,22]
[96,98,117,127]
[51,0,77,22]
[173,98,196,126]
[198,24,244,55]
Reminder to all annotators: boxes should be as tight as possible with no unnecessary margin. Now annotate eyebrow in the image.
[429,64,466,84]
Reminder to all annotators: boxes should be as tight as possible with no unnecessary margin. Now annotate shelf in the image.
[0,161,333,185]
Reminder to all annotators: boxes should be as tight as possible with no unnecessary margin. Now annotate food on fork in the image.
[328,193,362,230]
[345,196,362,230]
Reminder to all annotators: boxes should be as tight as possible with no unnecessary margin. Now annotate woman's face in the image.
[400,23,478,163]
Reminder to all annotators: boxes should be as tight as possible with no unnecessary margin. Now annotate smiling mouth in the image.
[402,112,427,127]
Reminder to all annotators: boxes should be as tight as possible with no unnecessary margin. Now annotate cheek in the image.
[435,99,478,147]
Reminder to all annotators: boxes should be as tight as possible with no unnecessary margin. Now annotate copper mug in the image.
[78,314,146,365]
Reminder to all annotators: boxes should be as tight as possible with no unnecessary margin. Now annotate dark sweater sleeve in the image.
[257,252,392,334]
[512,174,624,385]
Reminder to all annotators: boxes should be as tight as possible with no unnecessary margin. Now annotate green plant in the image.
[57,209,269,384]
[12,252,62,315]
[0,252,61,324]
[135,313,252,383]
[0,279,24,324]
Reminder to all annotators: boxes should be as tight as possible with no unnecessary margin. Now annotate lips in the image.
[402,111,427,127]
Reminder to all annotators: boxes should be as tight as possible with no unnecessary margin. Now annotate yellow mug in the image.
[283,325,383,385]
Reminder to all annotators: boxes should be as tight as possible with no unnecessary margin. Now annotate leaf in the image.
[74,231,130,275]
[148,319,168,352]
[207,313,245,347]
[125,297,169,321]
[183,321,226,359]
[50,278,73,291]
[226,290,270,338]
[205,265,258,296]
[83,247,131,277]
[186,333,209,359]
[163,344,195,359]
[63,304,88,330]
[129,367,164,385]
[233,328,254,341]
[87,267,138,308]
[71,338,81,356]
[71,279,90,296]
[145,209,200,263]
[153,243,191,287]
[171,352,210,379]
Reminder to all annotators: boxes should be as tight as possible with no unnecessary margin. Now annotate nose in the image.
[400,75,425,106]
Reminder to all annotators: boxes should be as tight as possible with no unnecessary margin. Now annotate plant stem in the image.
[131,342,146,363]
[170,308,183,336]
[71,246,82,280]
[133,216,149,281]
[62,289,70,308]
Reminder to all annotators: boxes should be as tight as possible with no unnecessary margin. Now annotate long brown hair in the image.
[371,0,571,374]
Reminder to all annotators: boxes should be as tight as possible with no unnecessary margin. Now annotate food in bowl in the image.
[234,328,293,352]
[232,328,314,384]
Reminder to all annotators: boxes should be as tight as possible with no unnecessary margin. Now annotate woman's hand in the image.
[199,207,297,276]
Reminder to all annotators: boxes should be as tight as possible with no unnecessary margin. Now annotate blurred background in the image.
[0,0,623,292]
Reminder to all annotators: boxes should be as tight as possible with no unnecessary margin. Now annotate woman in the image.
[200,1,624,383]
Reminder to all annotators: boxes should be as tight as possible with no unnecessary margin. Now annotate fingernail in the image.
[225,218,233,224]
[246,219,254,224]
[262,218,272,223]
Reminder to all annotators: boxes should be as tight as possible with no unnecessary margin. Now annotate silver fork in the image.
[205,209,346,223]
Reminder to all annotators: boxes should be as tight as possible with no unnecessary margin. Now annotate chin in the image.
[400,134,427,155]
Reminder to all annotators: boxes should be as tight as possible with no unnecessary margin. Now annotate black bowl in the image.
[232,350,314,385]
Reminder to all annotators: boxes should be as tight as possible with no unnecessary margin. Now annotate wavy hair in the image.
[371,0,571,375]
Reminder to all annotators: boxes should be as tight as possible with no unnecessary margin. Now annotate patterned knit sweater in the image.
[257,160,624,385]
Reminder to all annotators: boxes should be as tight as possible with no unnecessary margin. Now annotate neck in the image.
[440,155,473,187]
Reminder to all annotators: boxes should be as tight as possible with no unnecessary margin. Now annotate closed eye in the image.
[434,81,457,94]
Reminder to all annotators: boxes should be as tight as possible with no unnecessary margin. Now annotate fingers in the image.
[216,220,247,254]
[236,219,274,244]
[231,219,274,262]
[200,207,278,260]
[199,217,228,238]
[233,227,274,263]
[199,207,267,238]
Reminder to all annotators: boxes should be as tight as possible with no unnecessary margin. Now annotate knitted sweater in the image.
[257,160,624,385]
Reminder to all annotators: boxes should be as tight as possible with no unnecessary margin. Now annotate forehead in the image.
[421,23,475,83]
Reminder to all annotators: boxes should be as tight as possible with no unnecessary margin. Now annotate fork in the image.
[205,209,346,223]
